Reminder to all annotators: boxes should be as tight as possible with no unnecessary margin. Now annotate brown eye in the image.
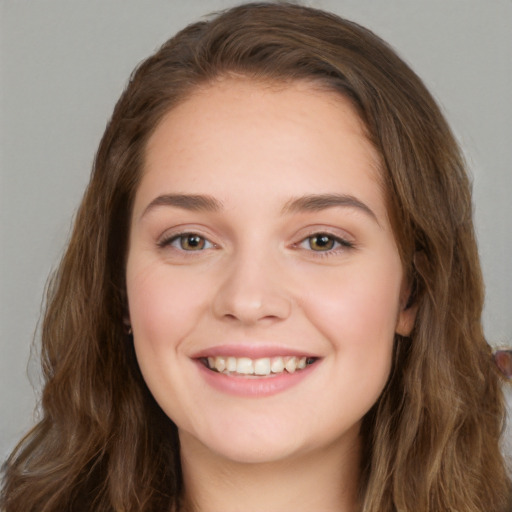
[298,232,353,253]
[159,233,213,251]
[308,234,336,251]
[179,234,207,250]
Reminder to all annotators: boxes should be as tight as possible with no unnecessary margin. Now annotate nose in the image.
[212,249,292,325]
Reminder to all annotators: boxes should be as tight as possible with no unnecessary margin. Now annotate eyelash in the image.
[157,232,215,251]
[296,232,354,256]
[157,231,354,256]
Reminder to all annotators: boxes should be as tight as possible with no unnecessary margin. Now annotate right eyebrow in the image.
[140,193,223,219]
[281,193,380,226]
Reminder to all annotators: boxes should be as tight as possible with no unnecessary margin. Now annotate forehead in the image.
[138,78,386,218]
[145,77,378,157]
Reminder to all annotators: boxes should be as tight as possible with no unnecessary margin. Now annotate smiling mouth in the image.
[200,355,318,377]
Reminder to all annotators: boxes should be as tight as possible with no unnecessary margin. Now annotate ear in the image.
[395,276,418,337]
[123,313,132,334]
[396,301,417,336]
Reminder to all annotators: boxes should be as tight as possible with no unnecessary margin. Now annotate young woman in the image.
[2,3,511,511]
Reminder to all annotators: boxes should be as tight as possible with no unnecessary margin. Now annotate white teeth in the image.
[207,355,313,376]
[236,357,254,374]
[270,357,285,373]
[215,356,226,372]
[226,357,237,372]
[254,358,271,376]
[284,356,297,373]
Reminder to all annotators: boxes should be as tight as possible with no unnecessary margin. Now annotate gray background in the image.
[1,0,511,462]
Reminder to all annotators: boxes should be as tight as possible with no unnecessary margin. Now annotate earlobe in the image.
[123,314,132,335]
[395,273,418,336]
[396,302,418,336]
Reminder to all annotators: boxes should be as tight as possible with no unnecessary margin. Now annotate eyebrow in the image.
[140,192,379,225]
[141,193,223,218]
[281,193,379,225]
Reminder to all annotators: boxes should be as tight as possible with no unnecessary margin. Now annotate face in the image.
[126,78,415,465]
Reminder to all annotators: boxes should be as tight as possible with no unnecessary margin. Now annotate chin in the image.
[179,417,312,465]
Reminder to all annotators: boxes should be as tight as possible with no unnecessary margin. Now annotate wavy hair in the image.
[2,3,511,511]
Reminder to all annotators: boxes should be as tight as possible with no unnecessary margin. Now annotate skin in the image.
[126,78,416,512]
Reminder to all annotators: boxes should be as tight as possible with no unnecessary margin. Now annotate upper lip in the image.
[191,344,320,359]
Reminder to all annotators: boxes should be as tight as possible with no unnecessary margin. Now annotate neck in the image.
[179,430,361,512]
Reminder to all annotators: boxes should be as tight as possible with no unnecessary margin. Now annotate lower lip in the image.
[195,360,318,397]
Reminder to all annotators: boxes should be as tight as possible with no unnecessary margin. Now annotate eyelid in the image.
[300,234,353,249]
[293,229,355,255]
[157,229,217,251]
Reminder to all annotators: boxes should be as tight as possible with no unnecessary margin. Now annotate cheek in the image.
[305,265,401,335]
[126,263,210,352]
[125,263,215,426]
[299,257,402,381]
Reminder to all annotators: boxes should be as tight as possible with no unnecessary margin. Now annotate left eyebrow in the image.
[281,193,380,226]
[141,193,223,219]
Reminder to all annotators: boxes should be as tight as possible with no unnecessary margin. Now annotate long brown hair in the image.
[2,3,510,511]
